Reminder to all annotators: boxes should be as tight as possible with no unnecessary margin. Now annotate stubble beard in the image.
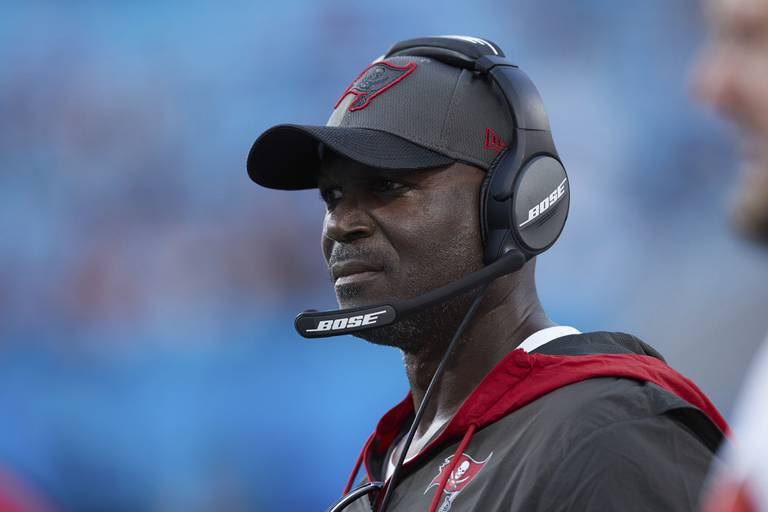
[352,288,480,355]
[342,242,484,356]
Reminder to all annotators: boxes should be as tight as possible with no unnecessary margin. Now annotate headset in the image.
[308,36,570,511]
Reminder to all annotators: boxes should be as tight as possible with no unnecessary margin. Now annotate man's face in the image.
[693,0,768,242]
[317,154,486,350]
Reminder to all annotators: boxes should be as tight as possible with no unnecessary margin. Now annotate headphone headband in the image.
[386,35,505,62]
[386,38,551,134]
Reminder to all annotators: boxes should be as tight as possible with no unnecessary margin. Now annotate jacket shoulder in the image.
[533,411,715,511]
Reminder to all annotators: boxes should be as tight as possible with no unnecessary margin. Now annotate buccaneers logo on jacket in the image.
[425,452,492,511]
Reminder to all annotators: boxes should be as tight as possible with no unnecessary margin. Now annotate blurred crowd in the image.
[2,0,767,510]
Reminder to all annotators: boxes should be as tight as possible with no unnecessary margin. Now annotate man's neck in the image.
[400,288,553,454]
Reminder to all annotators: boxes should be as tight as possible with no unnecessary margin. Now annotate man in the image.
[692,0,768,510]
[249,36,726,511]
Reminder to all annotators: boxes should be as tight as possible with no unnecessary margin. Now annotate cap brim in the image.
[247,124,455,190]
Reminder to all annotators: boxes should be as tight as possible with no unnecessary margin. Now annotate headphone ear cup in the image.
[511,156,569,254]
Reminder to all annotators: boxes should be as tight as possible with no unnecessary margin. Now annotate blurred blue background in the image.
[2,0,767,510]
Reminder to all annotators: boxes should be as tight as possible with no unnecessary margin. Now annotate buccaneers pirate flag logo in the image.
[424,452,493,512]
[335,60,417,112]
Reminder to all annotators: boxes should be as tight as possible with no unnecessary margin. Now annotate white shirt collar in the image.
[517,325,581,353]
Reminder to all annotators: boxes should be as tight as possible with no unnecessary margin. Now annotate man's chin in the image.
[334,285,395,311]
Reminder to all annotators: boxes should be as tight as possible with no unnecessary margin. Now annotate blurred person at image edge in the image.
[693,0,768,510]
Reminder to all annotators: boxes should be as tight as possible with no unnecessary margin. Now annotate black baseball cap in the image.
[247,38,515,190]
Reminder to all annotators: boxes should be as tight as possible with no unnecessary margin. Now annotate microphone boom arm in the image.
[295,250,527,338]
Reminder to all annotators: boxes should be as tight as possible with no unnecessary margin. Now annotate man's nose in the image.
[323,199,375,244]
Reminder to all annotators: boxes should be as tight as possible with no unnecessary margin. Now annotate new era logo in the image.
[483,128,506,152]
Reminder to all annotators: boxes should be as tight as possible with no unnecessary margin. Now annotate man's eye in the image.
[373,179,406,193]
[319,187,342,205]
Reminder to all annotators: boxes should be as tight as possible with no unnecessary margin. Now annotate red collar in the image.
[359,349,728,481]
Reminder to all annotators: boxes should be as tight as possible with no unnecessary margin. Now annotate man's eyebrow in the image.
[317,168,423,183]
[376,167,446,181]
[374,169,420,179]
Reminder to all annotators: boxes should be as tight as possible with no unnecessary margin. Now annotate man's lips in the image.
[331,260,383,284]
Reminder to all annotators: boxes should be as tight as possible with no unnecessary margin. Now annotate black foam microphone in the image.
[295,249,527,338]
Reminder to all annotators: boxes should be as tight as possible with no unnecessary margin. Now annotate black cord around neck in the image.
[377,282,491,512]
